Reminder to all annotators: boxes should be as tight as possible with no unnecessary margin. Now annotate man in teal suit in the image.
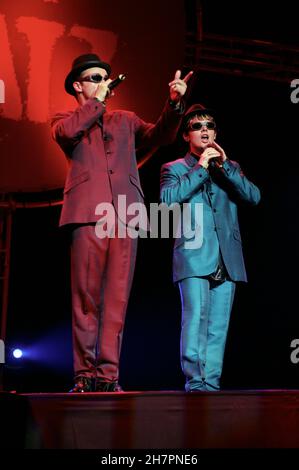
[160,104,261,392]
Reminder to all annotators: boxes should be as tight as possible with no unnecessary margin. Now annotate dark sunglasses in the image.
[78,73,108,83]
[188,121,216,131]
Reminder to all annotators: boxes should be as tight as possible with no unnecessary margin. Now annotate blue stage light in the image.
[12,348,23,359]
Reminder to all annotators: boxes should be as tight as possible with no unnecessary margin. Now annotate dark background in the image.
[4,0,299,392]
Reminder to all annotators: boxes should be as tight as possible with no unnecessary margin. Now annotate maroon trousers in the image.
[70,224,137,382]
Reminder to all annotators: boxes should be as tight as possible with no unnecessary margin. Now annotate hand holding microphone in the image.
[209,141,227,165]
[198,146,222,170]
[94,74,126,102]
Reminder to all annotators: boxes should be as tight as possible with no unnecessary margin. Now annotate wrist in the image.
[168,98,181,109]
[198,161,208,170]
[94,96,105,104]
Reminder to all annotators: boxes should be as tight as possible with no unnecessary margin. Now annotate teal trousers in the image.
[178,277,236,391]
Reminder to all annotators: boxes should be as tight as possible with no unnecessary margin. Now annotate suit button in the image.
[106,150,111,155]
[213,209,217,212]
[109,169,114,174]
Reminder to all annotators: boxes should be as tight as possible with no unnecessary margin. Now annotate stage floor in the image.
[1,390,299,449]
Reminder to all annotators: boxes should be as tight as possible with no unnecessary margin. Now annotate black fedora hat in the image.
[182,103,216,130]
[65,53,111,96]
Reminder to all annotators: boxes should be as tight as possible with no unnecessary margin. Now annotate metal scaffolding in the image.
[185,0,299,83]
[0,195,62,348]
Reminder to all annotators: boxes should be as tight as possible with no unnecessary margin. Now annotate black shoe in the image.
[186,386,207,392]
[69,376,93,393]
[95,380,123,392]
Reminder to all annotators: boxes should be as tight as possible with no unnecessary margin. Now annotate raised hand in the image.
[93,78,114,103]
[209,141,227,163]
[198,146,222,169]
[169,70,193,102]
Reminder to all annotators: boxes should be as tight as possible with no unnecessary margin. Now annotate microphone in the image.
[108,74,126,90]
[210,158,223,170]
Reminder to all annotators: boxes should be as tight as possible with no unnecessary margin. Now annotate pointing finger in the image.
[174,70,181,80]
[183,71,194,82]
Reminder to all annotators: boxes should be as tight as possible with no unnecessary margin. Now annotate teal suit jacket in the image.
[160,153,261,283]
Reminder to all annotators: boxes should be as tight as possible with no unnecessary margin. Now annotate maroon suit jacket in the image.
[51,98,184,226]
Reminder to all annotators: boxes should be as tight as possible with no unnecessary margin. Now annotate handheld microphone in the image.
[210,158,223,169]
[108,74,126,90]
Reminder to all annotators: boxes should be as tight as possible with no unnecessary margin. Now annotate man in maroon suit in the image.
[51,53,192,392]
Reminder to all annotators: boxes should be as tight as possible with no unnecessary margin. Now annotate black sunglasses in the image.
[188,121,216,131]
[78,73,108,83]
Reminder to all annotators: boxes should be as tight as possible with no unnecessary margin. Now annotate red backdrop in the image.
[0,0,185,192]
